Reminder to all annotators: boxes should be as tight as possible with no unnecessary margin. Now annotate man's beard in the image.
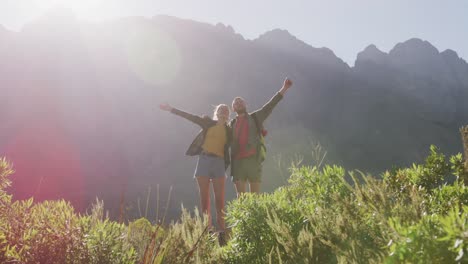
[235,109,247,115]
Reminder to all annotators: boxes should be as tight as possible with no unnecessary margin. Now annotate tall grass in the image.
[0,145,467,263]
[222,146,468,263]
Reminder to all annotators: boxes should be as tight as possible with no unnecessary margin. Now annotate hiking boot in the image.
[218,231,226,246]
[208,226,216,236]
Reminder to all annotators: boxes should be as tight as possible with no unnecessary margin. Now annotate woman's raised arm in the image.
[160,103,207,128]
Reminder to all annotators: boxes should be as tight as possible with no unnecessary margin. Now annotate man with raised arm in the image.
[230,78,293,197]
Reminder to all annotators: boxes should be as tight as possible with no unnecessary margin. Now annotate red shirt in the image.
[234,115,257,160]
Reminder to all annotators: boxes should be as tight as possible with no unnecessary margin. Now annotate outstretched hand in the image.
[283,78,293,89]
[279,78,293,95]
[159,103,173,112]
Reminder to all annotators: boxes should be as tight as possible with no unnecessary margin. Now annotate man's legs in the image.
[232,158,247,198]
[249,182,261,193]
[233,156,262,196]
[248,156,262,194]
[234,181,247,198]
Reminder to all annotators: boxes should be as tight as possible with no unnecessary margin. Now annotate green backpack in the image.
[231,113,267,163]
[251,113,267,163]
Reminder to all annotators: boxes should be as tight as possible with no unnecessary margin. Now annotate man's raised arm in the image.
[253,78,293,124]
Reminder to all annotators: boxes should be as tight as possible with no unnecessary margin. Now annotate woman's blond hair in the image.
[213,104,230,121]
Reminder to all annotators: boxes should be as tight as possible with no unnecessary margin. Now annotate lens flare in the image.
[6,120,85,210]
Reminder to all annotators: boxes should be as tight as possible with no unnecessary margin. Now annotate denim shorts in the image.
[194,153,226,179]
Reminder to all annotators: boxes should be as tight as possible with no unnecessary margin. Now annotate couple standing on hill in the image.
[159,77,293,244]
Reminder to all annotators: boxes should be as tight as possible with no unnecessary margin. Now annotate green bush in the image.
[0,157,222,264]
[142,206,220,264]
[224,165,350,263]
[0,158,14,262]
[223,147,468,263]
[0,159,138,264]
[387,206,468,263]
[128,217,155,259]
[429,182,468,215]
[1,145,467,264]
[224,190,307,264]
[0,197,138,264]
[4,199,89,264]
[383,145,454,194]
[81,200,137,264]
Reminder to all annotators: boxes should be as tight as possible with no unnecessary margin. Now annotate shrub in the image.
[387,206,468,264]
[224,190,306,264]
[0,160,138,264]
[223,147,468,263]
[128,217,155,259]
[224,165,350,263]
[1,145,467,264]
[143,206,220,264]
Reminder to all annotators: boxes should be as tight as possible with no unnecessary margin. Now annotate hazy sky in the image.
[1,0,467,65]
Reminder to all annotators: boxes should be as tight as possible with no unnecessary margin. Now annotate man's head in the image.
[232,97,247,115]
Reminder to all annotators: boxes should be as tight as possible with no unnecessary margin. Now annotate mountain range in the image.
[1,11,467,219]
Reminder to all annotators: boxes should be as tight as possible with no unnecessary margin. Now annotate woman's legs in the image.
[212,176,226,231]
[196,176,211,227]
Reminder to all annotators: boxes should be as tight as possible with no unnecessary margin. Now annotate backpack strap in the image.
[251,113,263,137]
[230,118,237,129]
[251,113,267,163]
[232,114,263,137]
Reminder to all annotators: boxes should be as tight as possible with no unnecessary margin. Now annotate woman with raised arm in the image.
[159,102,231,245]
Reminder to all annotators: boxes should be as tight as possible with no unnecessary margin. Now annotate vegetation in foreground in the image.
[0,145,467,263]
